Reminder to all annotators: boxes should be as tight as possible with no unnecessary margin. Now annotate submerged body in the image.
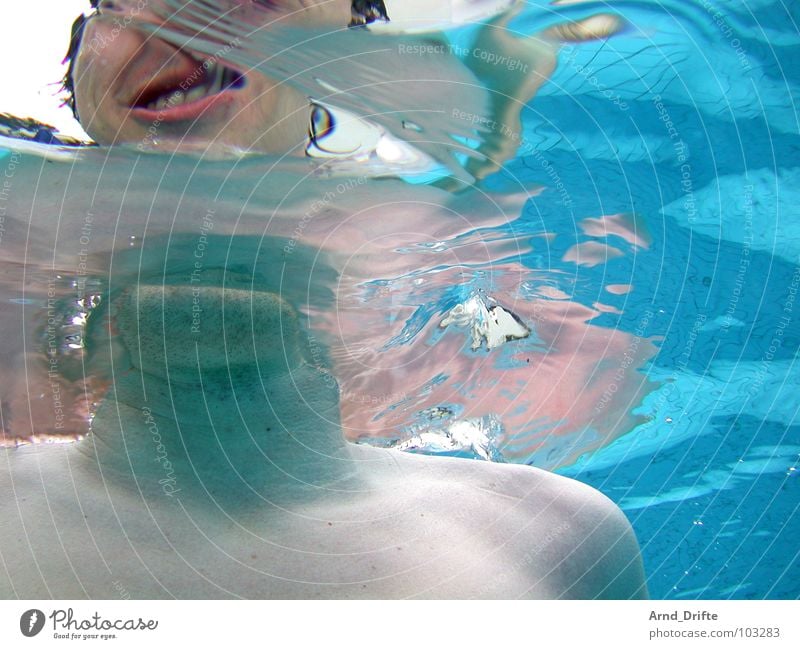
[0,275,647,599]
[0,141,649,599]
[1,288,645,600]
[2,442,645,599]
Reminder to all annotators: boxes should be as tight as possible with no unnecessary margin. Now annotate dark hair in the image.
[61,2,100,120]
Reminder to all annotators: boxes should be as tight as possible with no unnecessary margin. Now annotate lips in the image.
[128,53,246,123]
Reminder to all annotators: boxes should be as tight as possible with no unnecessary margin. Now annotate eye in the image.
[94,1,120,13]
[309,104,335,144]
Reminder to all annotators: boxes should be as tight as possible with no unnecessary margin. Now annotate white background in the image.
[0,0,92,139]
[1,601,799,648]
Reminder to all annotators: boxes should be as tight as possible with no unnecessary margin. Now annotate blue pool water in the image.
[502,0,800,598]
[1,0,798,599]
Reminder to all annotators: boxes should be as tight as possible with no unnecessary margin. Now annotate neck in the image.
[81,283,361,510]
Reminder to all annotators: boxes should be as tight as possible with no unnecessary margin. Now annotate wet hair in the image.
[350,0,389,27]
[61,1,100,121]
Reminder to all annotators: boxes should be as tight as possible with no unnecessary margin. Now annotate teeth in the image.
[168,90,185,106]
[211,64,226,94]
[144,64,239,110]
[185,85,210,103]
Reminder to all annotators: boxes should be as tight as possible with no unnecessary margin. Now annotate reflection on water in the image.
[0,137,657,470]
[334,243,656,469]
[0,270,105,444]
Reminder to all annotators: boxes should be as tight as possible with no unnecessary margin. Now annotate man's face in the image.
[71,0,349,153]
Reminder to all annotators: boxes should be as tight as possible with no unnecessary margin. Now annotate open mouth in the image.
[130,58,246,119]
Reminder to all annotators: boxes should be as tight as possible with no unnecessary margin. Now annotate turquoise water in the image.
[1,0,798,599]
[512,0,800,599]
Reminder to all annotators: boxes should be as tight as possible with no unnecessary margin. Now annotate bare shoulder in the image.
[367,449,649,599]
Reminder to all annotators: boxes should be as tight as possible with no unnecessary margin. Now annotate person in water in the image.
[64,0,623,166]
[0,0,648,598]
